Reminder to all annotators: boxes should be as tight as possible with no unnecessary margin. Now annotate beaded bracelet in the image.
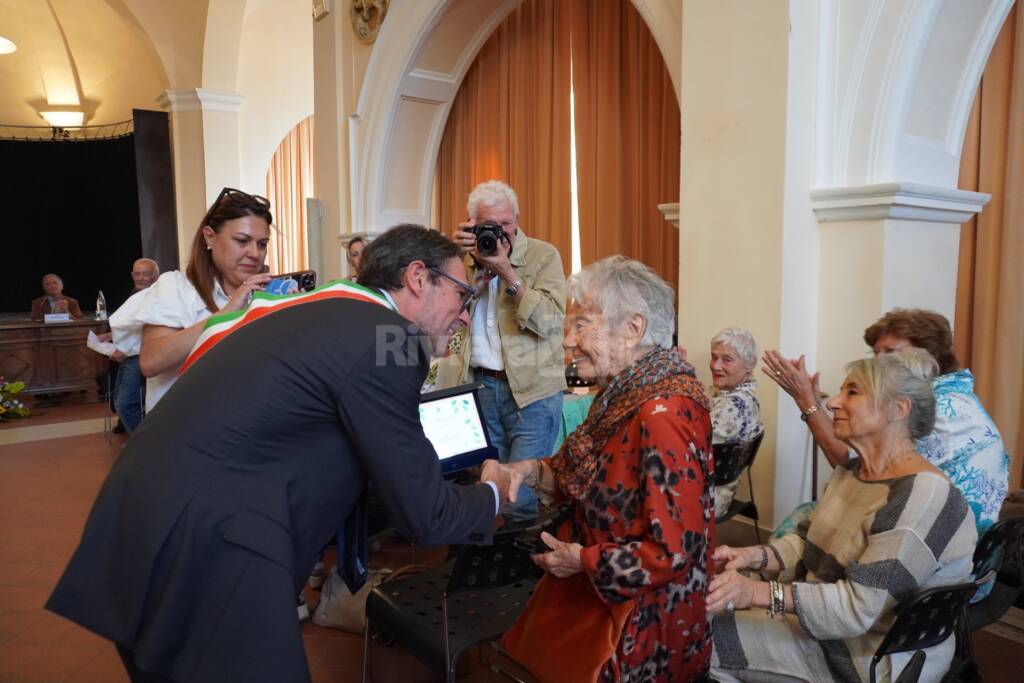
[771,580,785,617]
[756,546,769,572]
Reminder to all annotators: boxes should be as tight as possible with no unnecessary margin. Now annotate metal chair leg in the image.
[442,595,454,683]
[747,468,761,544]
[362,616,371,683]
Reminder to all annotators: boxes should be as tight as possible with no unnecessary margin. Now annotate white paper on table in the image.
[86,330,117,357]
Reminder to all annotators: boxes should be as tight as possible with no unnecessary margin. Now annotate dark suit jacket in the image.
[30,295,84,321]
[47,297,496,682]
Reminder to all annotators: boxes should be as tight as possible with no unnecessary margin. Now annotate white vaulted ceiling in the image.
[0,0,168,127]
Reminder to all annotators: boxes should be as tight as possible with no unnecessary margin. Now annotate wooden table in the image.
[0,318,110,396]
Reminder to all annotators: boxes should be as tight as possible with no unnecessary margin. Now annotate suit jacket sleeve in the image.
[30,297,44,321]
[332,336,496,546]
[67,297,84,319]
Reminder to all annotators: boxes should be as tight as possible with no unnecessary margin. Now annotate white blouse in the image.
[114,271,229,412]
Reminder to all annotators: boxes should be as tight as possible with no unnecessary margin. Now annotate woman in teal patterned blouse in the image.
[764,308,1009,537]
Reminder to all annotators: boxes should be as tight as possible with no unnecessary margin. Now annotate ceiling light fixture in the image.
[40,111,85,127]
[0,37,16,54]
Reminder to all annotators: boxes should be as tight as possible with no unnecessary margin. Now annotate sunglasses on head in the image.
[213,187,271,209]
[427,266,477,314]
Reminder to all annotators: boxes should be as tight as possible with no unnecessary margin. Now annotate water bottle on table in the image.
[95,291,107,320]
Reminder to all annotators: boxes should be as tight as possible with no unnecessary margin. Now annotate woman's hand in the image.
[707,568,758,614]
[532,532,583,578]
[761,350,819,411]
[220,273,273,314]
[713,545,762,573]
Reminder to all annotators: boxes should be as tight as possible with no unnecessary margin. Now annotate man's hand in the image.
[54,299,69,313]
[480,459,528,506]
[454,222,476,256]
[454,222,516,285]
[110,350,127,363]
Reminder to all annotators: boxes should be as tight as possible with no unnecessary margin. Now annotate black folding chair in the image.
[362,531,540,683]
[870,581,979,683]
[713,432,765,543]
[966,517,1024,633]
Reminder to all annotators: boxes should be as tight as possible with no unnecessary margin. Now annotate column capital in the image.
[810,182,991,224]
[157,89,245,113]
[657,202,679,229]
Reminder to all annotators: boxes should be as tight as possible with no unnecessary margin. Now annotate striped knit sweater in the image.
[714,460,977,683]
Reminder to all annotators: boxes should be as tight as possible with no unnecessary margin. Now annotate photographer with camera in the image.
[453,180,567,523]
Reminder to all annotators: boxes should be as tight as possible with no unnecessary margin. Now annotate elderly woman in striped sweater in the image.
[707,349,977,683]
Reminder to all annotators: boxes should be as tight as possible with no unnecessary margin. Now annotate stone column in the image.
[158,88,245,269]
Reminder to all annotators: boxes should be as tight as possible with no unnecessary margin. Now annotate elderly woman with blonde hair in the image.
[708,349,976,683]
[485,256,715,682]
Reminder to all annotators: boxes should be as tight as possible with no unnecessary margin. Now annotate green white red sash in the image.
[179,279,396,375]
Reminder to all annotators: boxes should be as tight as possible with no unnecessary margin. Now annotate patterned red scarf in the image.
[551,347,708,502]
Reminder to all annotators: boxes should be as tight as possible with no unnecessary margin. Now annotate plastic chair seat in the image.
[366,558,537,672]
[870,581,978,683]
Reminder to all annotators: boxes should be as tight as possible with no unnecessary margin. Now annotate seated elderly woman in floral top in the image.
[709,327,764,518]
[484,256,715,682]
[709,350,976,683]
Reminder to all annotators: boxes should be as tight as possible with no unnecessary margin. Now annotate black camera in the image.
[468,220,508,256]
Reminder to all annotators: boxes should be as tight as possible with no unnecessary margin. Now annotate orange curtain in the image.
[435,0,573,272]
[265,115,314,274]
[570,0,680,285]
[955,6,1024,489]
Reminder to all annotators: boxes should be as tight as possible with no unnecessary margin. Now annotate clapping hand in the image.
[531,532,583,578]
[54,299,69,314]
[761,350,819,409]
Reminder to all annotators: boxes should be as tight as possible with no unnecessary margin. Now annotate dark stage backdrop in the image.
[0,135,143,315]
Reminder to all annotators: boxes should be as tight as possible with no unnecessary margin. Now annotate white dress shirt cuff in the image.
[484,481,500,515]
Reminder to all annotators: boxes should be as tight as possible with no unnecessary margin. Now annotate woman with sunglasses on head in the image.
[113,188,273,412]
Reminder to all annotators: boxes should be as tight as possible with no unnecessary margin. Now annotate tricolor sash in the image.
[179,279,395,375]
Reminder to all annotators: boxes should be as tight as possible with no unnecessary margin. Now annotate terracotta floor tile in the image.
[302,635,335,669]
[13,611,107,650]
[0,563,64,590]
[0,642,100,682]
[0,585,54,612]
[310,665,363,683]
[0,611,51,646]
[317,636,366,671]
[62,645,130,683]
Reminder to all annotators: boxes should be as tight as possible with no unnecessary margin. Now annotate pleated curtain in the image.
[265,114,314,275]
[570,0,681,287]
[436,0,680,283]
[435,0,573,273]
[955,5,1024,488]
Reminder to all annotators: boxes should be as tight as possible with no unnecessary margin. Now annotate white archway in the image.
[349,0,683,232]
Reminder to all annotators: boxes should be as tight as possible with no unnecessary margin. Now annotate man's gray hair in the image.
[467,180,520,219]
[567,256,675,349]
[710,327,758,370]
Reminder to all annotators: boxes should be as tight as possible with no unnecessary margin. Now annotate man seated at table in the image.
[30,273,84,321]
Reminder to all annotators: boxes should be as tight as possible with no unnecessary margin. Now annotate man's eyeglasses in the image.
[427,266,477,313]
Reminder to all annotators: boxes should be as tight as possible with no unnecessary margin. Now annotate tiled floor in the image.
[0,405,1020,682]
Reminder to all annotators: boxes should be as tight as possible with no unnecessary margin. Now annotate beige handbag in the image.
[312,564,426,633]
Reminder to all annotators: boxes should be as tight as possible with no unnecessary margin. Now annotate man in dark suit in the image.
[47,225,511,683]
[30,273,84,320]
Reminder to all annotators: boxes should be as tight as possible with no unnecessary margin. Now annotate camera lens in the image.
[477,233,497,255]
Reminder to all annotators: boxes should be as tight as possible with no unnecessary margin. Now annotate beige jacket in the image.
[459,228,567,408]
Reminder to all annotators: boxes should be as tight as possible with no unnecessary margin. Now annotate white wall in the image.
[236,0,314,195]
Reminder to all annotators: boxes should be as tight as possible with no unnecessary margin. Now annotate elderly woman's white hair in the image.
[467,180,520,219]
[711,327,758,370]
[567,256,676,349]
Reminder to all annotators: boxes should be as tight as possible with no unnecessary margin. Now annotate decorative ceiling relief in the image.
[350,0,388,43]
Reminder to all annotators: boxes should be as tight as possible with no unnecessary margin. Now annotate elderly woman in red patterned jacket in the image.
[483,256,715,683]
